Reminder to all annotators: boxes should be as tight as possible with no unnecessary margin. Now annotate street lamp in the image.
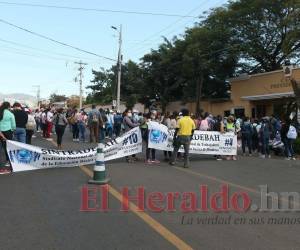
[111,25,122,111]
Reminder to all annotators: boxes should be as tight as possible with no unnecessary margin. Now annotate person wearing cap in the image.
[12,102,28,143]
[170,108,195,168]
[25,108,36,144]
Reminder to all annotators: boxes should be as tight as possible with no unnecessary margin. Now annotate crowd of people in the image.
[0,100,299,173]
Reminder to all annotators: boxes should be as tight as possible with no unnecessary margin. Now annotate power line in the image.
[129,0,227,58]
[0,1,198,18]
[0,18,117,62]
[127,0,213,53]
[0,45,71,61]
[0,37,99,61]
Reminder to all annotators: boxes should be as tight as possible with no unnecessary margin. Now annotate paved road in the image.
[1,129,300,250]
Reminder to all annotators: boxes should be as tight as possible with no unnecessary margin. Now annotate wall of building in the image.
[166,68,300,117]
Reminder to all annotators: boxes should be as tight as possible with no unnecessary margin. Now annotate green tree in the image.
[206,0,300,72]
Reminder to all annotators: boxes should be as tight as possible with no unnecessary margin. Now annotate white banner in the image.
[7,127,142,172]
[148,124,237,155]
[147,121,169,149]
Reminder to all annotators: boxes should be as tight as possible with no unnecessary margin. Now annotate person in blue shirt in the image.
[113,110,123,137]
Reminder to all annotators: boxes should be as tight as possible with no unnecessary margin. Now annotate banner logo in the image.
[9,149,41,164]
[149,129,168,144]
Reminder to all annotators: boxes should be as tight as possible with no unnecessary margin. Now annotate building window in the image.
[256,105,266,118]
[251,108,256,118]
[224,110,231,117]
[234,108,245,118]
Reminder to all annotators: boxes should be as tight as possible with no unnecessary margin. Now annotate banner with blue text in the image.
[148,123,237,155]
[7,127,142,172]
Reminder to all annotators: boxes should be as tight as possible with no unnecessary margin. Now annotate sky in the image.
[0,0,227,99]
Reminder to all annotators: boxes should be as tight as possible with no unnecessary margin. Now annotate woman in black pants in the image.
[52,108,68,149]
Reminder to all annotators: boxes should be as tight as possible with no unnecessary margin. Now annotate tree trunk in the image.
[195,72,203,117]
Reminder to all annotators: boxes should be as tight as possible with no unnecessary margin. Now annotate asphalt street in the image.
[1,128,300,250]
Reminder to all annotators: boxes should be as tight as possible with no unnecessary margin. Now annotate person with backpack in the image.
[52,108,68,149]
[260,117,271,159]
[241,117,253,156]
[282,118,297,160]
[88,105,100,143]
[69,109,80,142]
[25,108,36,144]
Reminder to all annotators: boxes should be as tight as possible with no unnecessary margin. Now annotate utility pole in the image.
[117,25,122,111]
[32,85,40,109]
[112,25,122,110]
[74,61,87,110]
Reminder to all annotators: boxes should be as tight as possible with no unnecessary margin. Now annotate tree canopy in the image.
[86,0,300,110]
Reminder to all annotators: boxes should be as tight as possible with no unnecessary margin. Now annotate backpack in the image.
[92,113,99,123]
[199,119,209,131]
[213,120,221,132]
[68,115,76,125]
[287,125,297,139]
[241,122,253,134]
[275,120,282,131]
[252,124,258,138]
[26,116,35,130]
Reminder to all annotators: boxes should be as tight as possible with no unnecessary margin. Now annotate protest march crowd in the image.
[0,101,298,174]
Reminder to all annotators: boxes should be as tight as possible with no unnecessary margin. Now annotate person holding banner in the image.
[170,109,195,168]
[145,112,160,165]
[123,109,140,163]
[162,113,172,161]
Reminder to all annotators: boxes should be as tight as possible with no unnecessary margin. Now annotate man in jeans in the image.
[170,108,195,168]
[12,102,28,143]
[88,105,100,143]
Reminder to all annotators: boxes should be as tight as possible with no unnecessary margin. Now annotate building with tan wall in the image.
[166,66,300,118]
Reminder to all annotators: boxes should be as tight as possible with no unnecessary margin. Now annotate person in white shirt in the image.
[25,108,36,144]
[106,110,115,139]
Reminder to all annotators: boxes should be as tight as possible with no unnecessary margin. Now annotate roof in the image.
[241,92,294,101]
[229,66,300,83]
